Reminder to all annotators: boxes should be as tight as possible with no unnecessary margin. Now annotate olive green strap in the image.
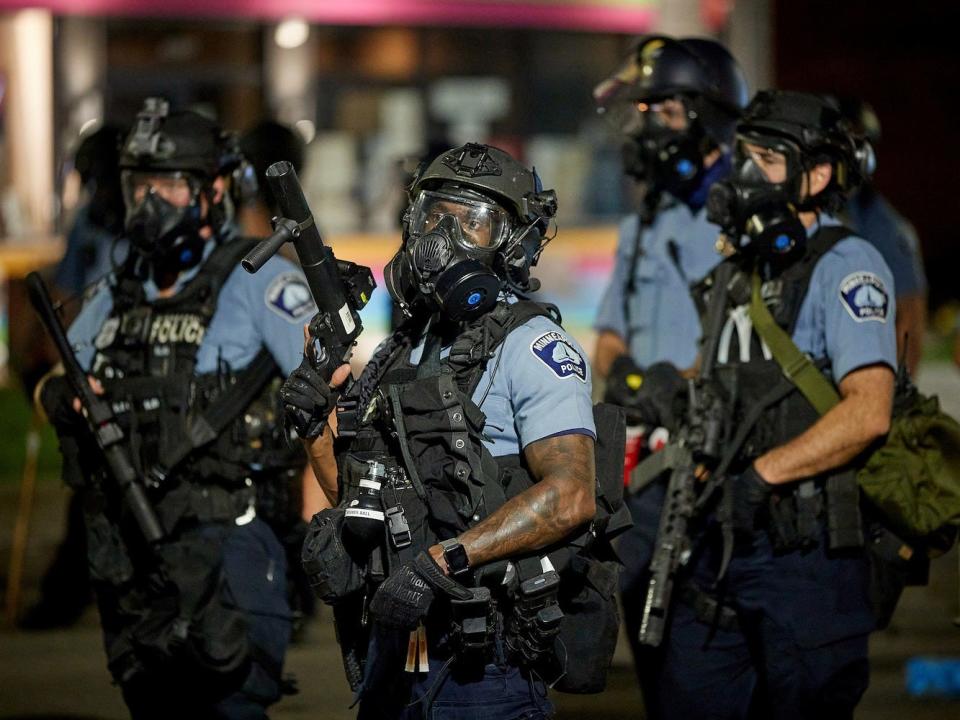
[747,271,840,416]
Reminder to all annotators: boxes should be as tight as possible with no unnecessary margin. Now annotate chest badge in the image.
[531,332,587,382]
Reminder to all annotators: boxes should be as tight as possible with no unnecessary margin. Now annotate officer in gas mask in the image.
[589,35,748,704]
[634,90,895,718]
[283,143,625,718]
[37,97,316,718]
[593,35,748,379]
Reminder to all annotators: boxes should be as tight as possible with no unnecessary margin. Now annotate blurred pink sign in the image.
[3,0,656,33]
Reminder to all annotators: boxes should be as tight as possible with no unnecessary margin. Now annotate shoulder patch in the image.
[838,271,889,323]
[265,272,316,323]
[530,331,587,382]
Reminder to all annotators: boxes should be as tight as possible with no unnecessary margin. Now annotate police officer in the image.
[590,35,748,702]
[20,125,126,630]
[837,96,927,375]
[38,98,314,718]
[55,124,128,296]
[283,143,614,718]
[593,36,748,378]
[640,90,896,718]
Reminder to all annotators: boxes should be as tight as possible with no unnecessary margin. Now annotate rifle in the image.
[26,272,166,545]
[636,261,734,647]
[241,161,375,437]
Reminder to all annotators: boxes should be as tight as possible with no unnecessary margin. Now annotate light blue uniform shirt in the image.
[408,314,596,458]
[717,215,897,382]
[790,215,898,380]
[594,202,723,369]
[67,239,314,376]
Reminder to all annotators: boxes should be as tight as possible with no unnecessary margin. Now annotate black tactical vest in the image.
[87,237,303,526]
[335,300,627,574]
[694,225,852,466]
[336,302,550,569]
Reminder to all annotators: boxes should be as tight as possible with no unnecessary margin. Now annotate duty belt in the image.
[680,582,739,633]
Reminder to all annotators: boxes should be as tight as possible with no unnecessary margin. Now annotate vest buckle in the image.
[385,505,412,549]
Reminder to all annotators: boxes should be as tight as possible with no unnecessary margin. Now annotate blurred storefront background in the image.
[0,0,780,369]
[0,0,956,371]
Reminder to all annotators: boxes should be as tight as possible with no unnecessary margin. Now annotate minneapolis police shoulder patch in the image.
[530,331,587,382]
[838,271,889,323]
[265,272,316,323]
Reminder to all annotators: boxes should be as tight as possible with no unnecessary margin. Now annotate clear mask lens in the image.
[121,170,199,212]
[409,190,510,250]
[734,135,801,186]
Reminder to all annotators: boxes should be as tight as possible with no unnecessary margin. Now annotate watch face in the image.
[442,540,470,575]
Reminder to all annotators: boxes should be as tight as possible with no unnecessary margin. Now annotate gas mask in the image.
[624,124,706,198]
[706,135,809,266]
[122,170,208,278]
[602,95,708,198]
[386,188,515,321]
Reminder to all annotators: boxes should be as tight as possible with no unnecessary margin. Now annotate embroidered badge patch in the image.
[265,272,316,322]
[531,331,587,382]
[838,271,889,323]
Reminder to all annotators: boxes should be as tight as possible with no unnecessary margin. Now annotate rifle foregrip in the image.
[242,224,293,274]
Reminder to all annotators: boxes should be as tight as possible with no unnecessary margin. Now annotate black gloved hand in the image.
[731,465,774,533]
[280,358,336,439]
[604,354,645,409]
[368,551,472,631]
[604,355,685,428]
[39,375,82,432]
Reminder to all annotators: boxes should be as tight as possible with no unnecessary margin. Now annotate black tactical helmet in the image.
[738,90,871,200]
[119,98,242,179]
[75,124,124,187]
[594,35,749,146]
[408,142,556,227]
[73,124,125,234]
[399,143,558,298]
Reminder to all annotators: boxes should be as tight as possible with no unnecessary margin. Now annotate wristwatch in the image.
[439,538,471,578]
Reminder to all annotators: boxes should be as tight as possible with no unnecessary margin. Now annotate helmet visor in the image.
[408,190,511,250]
[121,170,200,212]
[597,94,692,137]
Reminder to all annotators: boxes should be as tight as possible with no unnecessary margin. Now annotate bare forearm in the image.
[455,434,596,567]
[756,365,893,484]
[458,477,593,566]
[303,428,339,507]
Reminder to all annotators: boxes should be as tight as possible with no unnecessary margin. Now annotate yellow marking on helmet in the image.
[626,373,644,391]
[642,38,666,58]
[639,38,665,78]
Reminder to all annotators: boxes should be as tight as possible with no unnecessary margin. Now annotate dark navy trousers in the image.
[113,518,292,720]
[357,621,552,719]
[644,522,874,720]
